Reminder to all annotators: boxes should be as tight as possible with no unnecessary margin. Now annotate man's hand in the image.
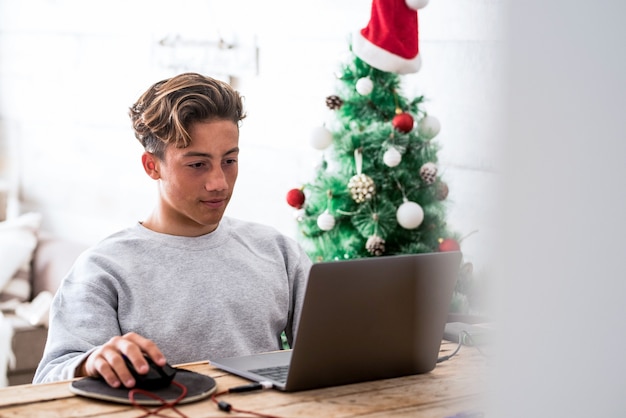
[75,332,167,388]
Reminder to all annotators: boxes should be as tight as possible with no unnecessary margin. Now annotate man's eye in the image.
[189,162,205,168]
[224,159,238,165]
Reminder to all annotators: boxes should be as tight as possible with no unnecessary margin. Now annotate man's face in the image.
[153,119,239,236]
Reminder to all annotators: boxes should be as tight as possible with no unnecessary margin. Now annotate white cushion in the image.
[0,212,42,294]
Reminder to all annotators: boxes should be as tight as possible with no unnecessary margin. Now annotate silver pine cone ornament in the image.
[420,162,438,185]
[366,235,386,256]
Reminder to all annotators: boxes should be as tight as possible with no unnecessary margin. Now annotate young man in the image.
[33,73,312,388]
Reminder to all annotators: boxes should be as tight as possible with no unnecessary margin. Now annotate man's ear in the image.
[142,152,160,179]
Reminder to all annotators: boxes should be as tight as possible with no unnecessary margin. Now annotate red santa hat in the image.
[353,0,429,74]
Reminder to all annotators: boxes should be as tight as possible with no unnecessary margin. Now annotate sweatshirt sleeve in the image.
[284,240,313,346]
[33,252,123,384]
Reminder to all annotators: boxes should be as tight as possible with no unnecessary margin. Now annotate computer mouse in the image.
[123,355,177,390]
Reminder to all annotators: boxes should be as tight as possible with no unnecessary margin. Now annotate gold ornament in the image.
[348,148,376,203]
[348,173,376,203]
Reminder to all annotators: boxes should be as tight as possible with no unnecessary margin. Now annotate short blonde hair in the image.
[129,73,246,158]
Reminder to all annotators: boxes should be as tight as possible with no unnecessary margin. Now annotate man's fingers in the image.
[102,347,138,388]
[123,332,167,367]
[85,338,138,387]
[81,332,167,388]
[87,353,125,388]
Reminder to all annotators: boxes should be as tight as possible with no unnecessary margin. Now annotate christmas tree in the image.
[286,0,462,264]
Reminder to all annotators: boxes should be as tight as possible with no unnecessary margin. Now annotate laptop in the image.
[210,251,462,392]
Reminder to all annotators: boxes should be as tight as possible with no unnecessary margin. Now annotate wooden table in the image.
[0,341,487,417]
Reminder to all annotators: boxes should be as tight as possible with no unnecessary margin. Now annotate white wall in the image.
[490,1,626,416]
[0,0,503,284]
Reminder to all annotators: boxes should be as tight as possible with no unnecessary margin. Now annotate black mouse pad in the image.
[69,369,217,405]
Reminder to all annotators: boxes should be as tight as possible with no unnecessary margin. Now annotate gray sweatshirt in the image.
[33,217,312,383]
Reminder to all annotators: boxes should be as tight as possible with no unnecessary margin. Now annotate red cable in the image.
[127,381,281,418]
[210,389,282,418]
[129,381,189,418]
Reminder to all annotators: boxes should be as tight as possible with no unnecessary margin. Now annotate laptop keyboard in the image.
[249,365,289,384]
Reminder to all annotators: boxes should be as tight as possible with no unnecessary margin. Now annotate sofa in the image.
[1,228,87,386]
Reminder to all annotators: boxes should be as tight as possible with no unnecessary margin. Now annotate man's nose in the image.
[204,167,228,191]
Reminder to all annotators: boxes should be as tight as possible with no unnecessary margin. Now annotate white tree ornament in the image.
[383,147,402,167]
[317,210,336,231]
[355,77,374,95]
[417,115,441,139]
[396,199,424,229]
[310,126,333,150]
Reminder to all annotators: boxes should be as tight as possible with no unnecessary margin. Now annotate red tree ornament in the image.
[286,188,305,209]
[392,112,414,133]
[438,238,460,252]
